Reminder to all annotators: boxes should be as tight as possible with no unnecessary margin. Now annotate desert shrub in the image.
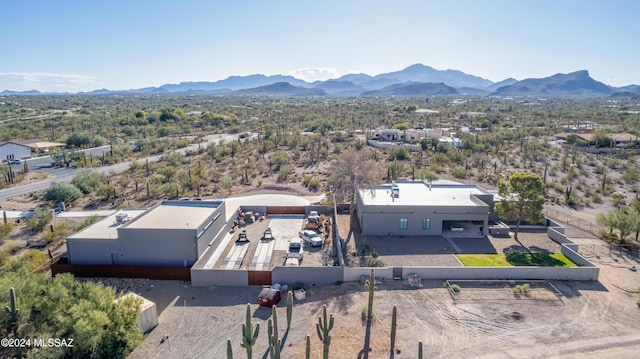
[43,182,83,204]
[450,284,461,293]
[0,222,14,243]
[451,167,468,179]
[591,193,603,203]
[71,171,102,194]
[513,283,531,294]
[150,173,166,185]
[26,208,53,232]
[365,257,386,267]
[277,165,294,182]
[75,215,99,231]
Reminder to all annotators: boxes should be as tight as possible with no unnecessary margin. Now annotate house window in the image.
[399,218,408,230]
[422,218,431,230]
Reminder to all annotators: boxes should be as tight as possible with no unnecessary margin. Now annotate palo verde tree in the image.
[494,172,545,240]
[328,148,383,210]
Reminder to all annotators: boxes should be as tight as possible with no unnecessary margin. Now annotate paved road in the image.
[0,133,245,201]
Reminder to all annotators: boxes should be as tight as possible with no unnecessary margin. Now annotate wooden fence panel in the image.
[248,270,272,285]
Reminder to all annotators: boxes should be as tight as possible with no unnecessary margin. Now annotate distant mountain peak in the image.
[492,70,611,96]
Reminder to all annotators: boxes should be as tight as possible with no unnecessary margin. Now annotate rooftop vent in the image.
[115,212,131,223]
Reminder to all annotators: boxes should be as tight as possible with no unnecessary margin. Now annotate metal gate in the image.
[266,206,306,215]
[393,267,403,279]
[248,270,272,285]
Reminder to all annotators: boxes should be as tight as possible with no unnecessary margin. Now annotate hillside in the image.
[233,82,327,96]
[362,82,460,96]
[491,70,612,96]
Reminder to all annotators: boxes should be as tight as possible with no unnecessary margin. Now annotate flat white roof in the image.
[359,181,489,207]
[126,201,221,230]
[68,209,147,240]
[68,201,223,240]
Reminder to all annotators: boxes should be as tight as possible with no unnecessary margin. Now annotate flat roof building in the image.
[356,181,495,236]
[66,200,226,267]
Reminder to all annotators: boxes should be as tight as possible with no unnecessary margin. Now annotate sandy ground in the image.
[127,220,640,359]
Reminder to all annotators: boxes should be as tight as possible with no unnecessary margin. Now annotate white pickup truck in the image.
[286,238,303,262]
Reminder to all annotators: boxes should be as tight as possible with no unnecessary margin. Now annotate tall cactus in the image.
[305,334,311,359]
[5,287,19,323]
[240,303,260,359]
[418,341,423,359]
[364,269,376,319]
[268,305,281,359]
[286,291,293,330]
[390,305,397,357]
[5,287,19,335]
[227,338,233,359]
[316,304,334,359]
[268,337,281,359]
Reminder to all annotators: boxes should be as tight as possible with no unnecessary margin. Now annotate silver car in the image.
[298,230,322,247]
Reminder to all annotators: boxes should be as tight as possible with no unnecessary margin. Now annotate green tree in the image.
[71,171,102,194]
[415,169,439,185]
[591,128,614,148]
[0,269,142,359]
[596,207,639,244]
[271,151,289,171]
[43,182,83,204]
[494,172,545,240]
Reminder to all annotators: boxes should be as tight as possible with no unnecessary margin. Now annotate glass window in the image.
[422,218,431,230]
[400,218,408,230]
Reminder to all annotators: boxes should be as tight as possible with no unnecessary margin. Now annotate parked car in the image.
[7,159,22,165]
[286,238,304,260]
[299,229,322,247]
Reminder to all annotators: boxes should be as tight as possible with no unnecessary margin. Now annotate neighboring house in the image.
[370,128,443,143]
[414,109,439,115]
[355,181,496,236]
[439,135,462,148]
[0,141,31,162]
[553,132,639,146]
[66,200,226,267]
[459,111,486,119]
[0,139,65,161]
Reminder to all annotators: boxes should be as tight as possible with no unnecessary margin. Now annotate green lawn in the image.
[456,253,577,267]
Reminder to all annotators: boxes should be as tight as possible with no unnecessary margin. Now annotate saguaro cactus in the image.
[316,304,334,359]
[364,269,376,319]
[5,287,19,323]
[268,305,281,359]
[418,341,423,359]
[268,337,281,359]
[227,338,233,359]
[390,305,397,357]
[286,291,293,330]
[305,335,311,359]
[240,304,260,359]
[5,287,19,335]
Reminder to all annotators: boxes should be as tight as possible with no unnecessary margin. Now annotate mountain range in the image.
[2,63,639,98]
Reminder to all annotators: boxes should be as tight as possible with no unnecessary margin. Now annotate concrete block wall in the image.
[343,267,393,282]
[272,266,342,286]
[402,266,599,281]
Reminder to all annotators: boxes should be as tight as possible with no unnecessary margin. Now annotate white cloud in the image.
[288,67,341,82]
[0,72,100,92]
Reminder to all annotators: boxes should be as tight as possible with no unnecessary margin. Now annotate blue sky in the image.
[1,0,638,92]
